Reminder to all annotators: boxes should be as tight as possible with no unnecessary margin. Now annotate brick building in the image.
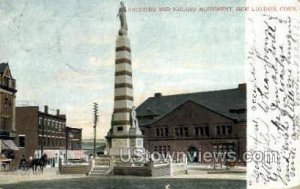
[66,127,82,150]
[65,127,83,160]
[136,84,246,164]
[0,63,18,170]
[14,106,66,167]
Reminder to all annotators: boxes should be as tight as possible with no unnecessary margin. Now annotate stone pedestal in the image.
[110,138,130,156]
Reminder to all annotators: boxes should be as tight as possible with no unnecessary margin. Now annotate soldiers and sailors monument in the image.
[106,1,144,158]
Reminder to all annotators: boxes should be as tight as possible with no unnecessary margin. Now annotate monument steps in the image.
[88,157,112,176]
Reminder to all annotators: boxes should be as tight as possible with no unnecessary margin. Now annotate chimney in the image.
[56,109,60,116]
[154,93,162,98]
[44,105,48,114]
[238,83,246,92]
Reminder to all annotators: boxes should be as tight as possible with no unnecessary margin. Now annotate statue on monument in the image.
[131,106,139,129]
[117,1,128,35]
[130,106,143,137]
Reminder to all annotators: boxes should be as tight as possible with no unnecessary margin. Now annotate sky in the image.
[0,0,245,139]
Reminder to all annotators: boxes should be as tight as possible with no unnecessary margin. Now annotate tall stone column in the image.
[108,2,143,157]
[109,34,133,156]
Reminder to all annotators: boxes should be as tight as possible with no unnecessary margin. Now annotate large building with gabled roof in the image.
[136,83,246,164]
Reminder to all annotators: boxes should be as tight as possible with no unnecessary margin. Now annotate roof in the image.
[66,127,82,131]
[0,63,8,73]
[136,84,246,126]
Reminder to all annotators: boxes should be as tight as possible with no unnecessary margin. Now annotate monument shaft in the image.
[109,35,133,156]
[108,2,143,157]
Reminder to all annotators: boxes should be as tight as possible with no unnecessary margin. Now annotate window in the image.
[19,135,25,147]
[199,127,203,135]
[222,126,226,135]
[227,125,232,135]
[184,127,189,136]
[162,146,166,154]
[156,129,159,136]
[62,123,66,131]
[164,128,169,137]
[205,127,209,136]
[156,128,168,137]
[44,119,48,130]
[160,128,164,136]
[216,126,221,135]
[38,137,42,146]
[156,145,171,155]
[180,128,184,136]
[4,97,9,108]
[214,143,235,153]
[216,124,232,135]
[38,118,42,129]
[117,126,123,131]
[158,146,162,152]
[175,127,188,136]
[195,126,209,136]
[167,146,171,152]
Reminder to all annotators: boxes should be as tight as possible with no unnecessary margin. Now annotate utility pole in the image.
[93,102,99,158]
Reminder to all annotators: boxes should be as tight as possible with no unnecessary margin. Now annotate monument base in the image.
[109,138,130,156]
[109,135,144,155]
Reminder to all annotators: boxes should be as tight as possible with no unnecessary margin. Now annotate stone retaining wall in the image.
[113,166,151,176]
[59,165,90,174]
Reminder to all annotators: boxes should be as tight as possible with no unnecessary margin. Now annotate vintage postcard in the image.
[0,0,299,189]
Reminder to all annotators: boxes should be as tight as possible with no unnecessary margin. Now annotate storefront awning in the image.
[34,150,84,159]
[1,140,19,150]
[43,150,61,159]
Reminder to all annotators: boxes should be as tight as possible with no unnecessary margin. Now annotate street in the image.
[0,167,246,189]
[0,176,246,189]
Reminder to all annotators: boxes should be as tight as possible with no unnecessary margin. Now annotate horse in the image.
[31,154,47,174]
[15,159,31,175]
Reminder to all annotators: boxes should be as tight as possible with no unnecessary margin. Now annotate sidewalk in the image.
[0,168,86,185]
